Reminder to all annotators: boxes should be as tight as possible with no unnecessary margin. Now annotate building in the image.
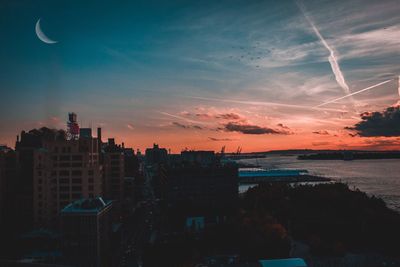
[15,114,103,228]
[164,164,238,209]
[103,138,124,204]
[145,143,168,166]
[181,150,216,167]
[0,146,17,231]
[61,197,112,267]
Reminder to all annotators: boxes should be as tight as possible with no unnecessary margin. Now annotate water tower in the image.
[67,112,80,140]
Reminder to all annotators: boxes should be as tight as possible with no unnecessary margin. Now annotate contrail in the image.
[298,2,351,96]
[315,79,393,107]
[186,96,347,113]
[159,111,212,125]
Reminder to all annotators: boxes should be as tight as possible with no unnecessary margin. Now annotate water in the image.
[238,156,400,212]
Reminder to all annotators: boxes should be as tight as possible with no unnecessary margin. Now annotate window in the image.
[60,201,69,208]
[88,170,94,175]
[72,186,81,191]
[62,147,66,153]
[88,178,94,183]
[52,156,57,161]
[110,154,120,160]
[60,155,70,161]
[72,155,82,161]
[37,171,42,176]
[72,193,81,199]
[54,147,58,153]
[60,178,69,184]
[59,186,69,192]
[88,185,94,191]
[59,170,69,176]
[71,170,82,176]
[72,178,82,184]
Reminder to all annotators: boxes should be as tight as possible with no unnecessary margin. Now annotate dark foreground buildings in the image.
[0,113,141,265]
[61,197,112,267]
[151,150,238,233]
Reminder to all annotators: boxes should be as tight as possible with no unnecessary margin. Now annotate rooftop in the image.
[61,197,112,214]
[259,258,307,267]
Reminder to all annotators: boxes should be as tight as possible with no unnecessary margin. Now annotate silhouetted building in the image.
[145,143,168,166]
[164,164,238,208]
[181,150,216,167]
[123,147,139,177]
[103,138,124,204]
[61,197,112,267]
[0,146,17,231]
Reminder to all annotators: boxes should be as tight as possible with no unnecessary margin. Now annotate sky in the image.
[1,0,400,153]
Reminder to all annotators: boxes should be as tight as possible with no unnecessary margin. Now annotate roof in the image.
[61,197,112,214]
[259,258,307,267]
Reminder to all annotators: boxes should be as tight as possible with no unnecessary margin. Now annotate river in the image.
[238,156,400,212]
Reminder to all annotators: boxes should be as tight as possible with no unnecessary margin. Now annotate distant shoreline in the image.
[298,152,400,160]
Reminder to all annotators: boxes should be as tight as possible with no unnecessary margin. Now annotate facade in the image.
[103,138,124,203]
[61,197,112,267]
[181,150,216,167]
[164,164,238,209]
[145,143,168,166]
[15,124,103,228]
[0,146,17,231]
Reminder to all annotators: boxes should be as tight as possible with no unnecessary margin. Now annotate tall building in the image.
[103,138,124,203]
[0,146,17,231]
[15,114,103,228]
[145,143,168,166]
[61,197,112,267]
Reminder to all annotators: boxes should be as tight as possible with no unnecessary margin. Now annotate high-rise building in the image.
[15,114,103,228]
[145,143,168,166]
[103,138,124,204]
[61,197,112,267]
[0,146,17,231]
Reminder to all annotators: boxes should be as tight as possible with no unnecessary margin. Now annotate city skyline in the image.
[2,0,400,153]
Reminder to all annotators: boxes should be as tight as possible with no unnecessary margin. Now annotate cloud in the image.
[172,122,203,130]
[312,130,330,135]
[208,137,236,141]
[277,123,290,129]
[195,113,213,119]
[347,105,400,137]
[363,138,400,147]
[224,122,289,135]
[312,141,331,146]
[126,123,134,130]
[216,113,242,120]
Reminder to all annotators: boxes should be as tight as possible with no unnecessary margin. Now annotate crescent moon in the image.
[35,18,58,44]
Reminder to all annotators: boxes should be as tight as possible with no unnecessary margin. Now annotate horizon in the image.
[2,0,400,153]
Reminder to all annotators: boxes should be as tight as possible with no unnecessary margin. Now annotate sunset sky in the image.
[1,0,400,153]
